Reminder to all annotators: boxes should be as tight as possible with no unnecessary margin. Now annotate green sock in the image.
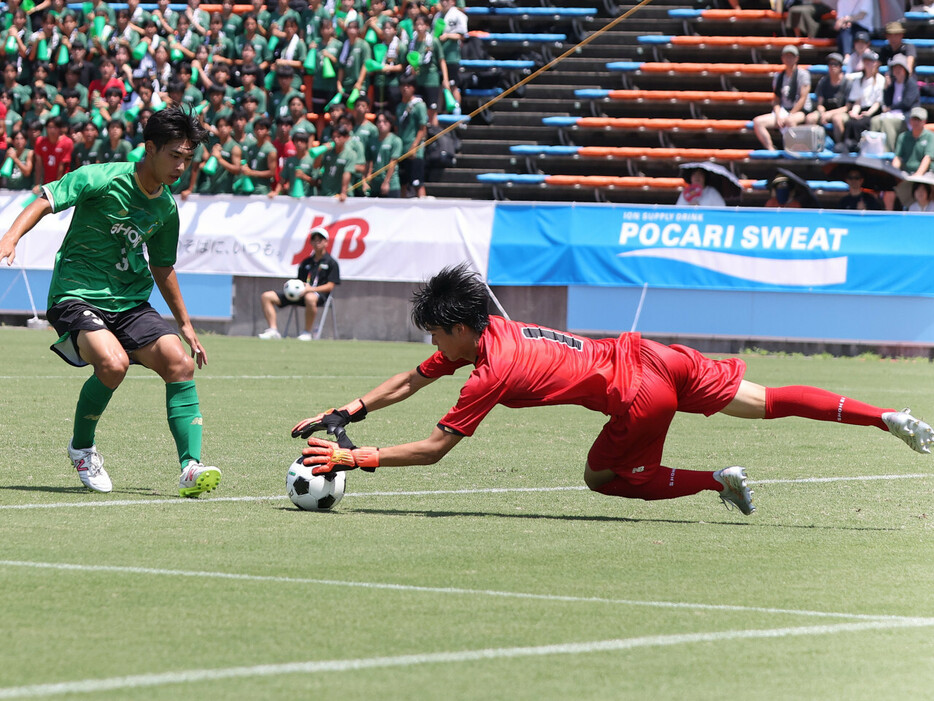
[166,381,203,469]
[72,374,115,450]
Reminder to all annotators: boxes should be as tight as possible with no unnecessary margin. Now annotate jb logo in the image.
[292,216,370,263]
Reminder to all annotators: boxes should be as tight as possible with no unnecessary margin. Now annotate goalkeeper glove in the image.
[291,398,368,439]
[303,436,379,475]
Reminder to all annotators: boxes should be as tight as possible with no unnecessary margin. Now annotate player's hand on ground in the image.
[303,436,379,475]
[291,399,368,438]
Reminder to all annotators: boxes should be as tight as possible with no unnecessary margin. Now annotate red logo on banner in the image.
[291,216,369,264]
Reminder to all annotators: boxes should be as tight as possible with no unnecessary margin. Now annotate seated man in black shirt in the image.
[258,227,341,340]
[837,169,882,210]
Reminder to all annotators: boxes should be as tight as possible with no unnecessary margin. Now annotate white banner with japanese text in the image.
[0,192,495,281]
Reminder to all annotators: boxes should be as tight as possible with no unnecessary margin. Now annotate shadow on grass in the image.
[341,506,903,531]
[0,485,162,496]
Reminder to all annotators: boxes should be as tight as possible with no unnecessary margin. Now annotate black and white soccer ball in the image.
[286,457,346,511]
[282,278,305,302]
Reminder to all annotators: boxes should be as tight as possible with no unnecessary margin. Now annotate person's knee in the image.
[94,351,130,386]
[583,463,615,492]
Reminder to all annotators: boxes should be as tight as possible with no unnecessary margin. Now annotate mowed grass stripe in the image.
[2,618,933,700]
[0,559,915,622]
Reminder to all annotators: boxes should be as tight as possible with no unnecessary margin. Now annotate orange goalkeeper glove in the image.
[291,399,368,439]
[303,436,379,475]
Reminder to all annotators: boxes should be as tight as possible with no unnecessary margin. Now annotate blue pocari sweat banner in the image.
[488,203,934,297]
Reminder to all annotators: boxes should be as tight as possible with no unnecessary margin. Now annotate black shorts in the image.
[416,85,440,111]
[46,299,177,367]
[399,158,425,188]
[275,291,329,307]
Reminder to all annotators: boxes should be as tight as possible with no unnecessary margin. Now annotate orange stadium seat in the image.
[573,117,751,131]
[605,90,773,103]
[669,35,835,47]
[700,10,784,19]
[199,4,253,12]
[638,62,802,75]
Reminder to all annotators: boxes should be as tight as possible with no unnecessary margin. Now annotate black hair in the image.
[410,263,490,334]
[399,73,417,88]
[46,115,66,130]
[104,86,122,99]
[376,110,396,131]
[254,116,271,130]
[60,87,79,100]
[276,114,294,126]
[107,118,125,131]
[166,79,185,95]
[143,105,209,150]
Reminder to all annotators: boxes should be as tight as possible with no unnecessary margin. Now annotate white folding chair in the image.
[283,295,338,339]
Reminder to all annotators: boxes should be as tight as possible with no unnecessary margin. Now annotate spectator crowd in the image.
[0,0,469,198]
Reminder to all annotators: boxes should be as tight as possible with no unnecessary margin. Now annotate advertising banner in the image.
[488,203,934,297]
[1,193,495,282]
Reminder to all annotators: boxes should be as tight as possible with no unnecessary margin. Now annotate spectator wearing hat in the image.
[752,45,812,151]
[870,54,920,150]
[764,174,802,208]
[257,227,340,342]
[892,107,934,177]
[842,30,871,76]
[807,53,851,129]
[832,49,884,150]
[878,21,916,75]
[835,0,875,59]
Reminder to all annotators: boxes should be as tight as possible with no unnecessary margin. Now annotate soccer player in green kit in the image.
[0,106,221,498]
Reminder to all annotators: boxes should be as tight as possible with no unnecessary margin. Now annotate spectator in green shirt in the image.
[370,110,402,198]
[198,114,241,194]
[336,18,371,102]
[288,94,316,139]
[240,116,276,194]
[395,74,427,197]
[70,120,101,169]
[270,128,316,197]
[318,124,358,201]
[311,18,341,116]
[98,118,133,163]
[1,89,23,138]
[3,129,34,189]
[408,11,449,126]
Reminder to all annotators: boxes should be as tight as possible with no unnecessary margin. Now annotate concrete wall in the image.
[230,277,569,341]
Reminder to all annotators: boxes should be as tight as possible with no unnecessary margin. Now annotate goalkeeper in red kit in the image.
[293,263,933,516]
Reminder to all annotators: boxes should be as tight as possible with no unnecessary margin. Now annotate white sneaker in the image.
[882,409,934,454]
[713,466,755,515]
[258,328,282,339]
[179,461,222,498]
[67,441,112,493]
[297,331,312,341]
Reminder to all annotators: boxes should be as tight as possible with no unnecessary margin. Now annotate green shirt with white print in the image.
[42,161,180,313]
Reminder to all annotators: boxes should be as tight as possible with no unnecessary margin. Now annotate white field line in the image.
[1,618,933,699]
[0,559,916,623]
[0,474,930,511]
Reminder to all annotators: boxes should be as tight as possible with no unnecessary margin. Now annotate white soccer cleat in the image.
[179,461,222,498]
[713,466,755,515]
[297,332,313,341]
[67,441,112,493]
[258,328,282,339]
[882,409,934,454]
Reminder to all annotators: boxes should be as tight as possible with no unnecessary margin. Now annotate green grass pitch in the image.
[1,327,933,700]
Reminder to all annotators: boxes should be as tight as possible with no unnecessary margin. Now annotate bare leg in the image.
[260,290,281,330]
[303,291,320,333]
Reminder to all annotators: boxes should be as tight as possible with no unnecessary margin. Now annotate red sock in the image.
[597,467,720,501]
[765,386,891,430]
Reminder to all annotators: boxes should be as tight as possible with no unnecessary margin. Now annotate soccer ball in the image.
[283,278,306,302]
[286,457,346,511]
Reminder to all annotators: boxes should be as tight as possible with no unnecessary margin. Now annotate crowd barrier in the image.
[3,192,933,345]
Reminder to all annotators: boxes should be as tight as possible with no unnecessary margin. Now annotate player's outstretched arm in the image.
[0,196,53,266]
[304,426,462,474]
[292,368,437,438]
[151,264,207,368]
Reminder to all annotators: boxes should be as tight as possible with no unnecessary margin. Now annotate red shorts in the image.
[587,339,745,483]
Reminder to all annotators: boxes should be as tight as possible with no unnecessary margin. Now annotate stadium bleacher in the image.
[454,0,934,207]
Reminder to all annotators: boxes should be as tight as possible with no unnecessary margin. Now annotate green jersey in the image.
[71,138,102,169]
[98,138,132,164]
[396,96,428,158]
[370,132,401,193]
[319,144,359,197]
[43,162,180,313]
[354,119,379,163]
[279,153,316,196]
[5,148,33,190]
[197,137,240,194]
[242,138,276,194]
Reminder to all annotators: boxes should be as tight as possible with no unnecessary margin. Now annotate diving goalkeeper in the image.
[293,263,932,515]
